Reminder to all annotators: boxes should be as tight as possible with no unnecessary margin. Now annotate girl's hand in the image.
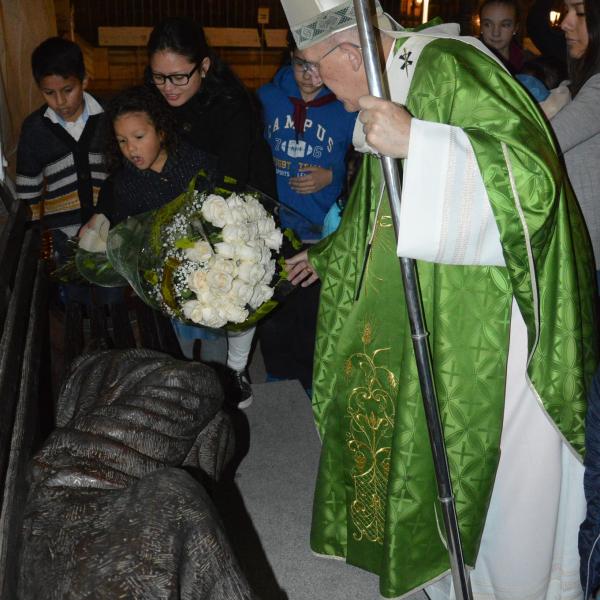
[286,250,319,287]
[289,166,333,194]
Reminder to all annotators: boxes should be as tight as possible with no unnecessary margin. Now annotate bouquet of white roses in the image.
[73,172,298,330]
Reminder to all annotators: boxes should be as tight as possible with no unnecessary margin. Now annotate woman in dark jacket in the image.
[145,18,278,408]
[146,17,276,198]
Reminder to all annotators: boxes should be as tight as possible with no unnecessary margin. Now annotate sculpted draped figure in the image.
[18,349,254,600]
[281,0,599,598]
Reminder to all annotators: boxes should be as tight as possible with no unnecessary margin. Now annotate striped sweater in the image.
[16,94,108,230]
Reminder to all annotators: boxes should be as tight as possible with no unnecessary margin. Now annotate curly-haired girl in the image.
[97,84,216,224]
[88,85,257,408]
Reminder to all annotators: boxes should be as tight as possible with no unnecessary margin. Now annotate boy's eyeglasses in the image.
[150,65,198,86]
[292,43,361,76]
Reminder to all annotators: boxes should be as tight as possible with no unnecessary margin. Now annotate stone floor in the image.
[218,375,429,600]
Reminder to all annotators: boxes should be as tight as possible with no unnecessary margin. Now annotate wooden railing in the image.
[87,26,290,96]
[97,26,271,48]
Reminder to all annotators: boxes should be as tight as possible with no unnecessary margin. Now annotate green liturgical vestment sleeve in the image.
[307,35,598,598]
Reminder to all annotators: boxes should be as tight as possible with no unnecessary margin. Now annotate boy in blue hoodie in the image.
[256,38,356,391]
[257,38,356,242]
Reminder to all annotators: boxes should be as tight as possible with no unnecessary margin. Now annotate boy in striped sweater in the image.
[16,37,108,253]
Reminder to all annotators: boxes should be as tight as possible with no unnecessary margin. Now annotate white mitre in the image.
[280,0,399,49]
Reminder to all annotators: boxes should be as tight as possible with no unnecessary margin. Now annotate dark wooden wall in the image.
[74,0,479,45]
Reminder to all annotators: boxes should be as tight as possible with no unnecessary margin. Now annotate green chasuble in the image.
[307,33,598,598]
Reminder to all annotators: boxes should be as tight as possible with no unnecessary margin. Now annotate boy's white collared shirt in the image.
[45,92,103,142]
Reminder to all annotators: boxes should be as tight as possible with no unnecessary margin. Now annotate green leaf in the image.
[175,237,195,249]
[214,186,232,197]
[160,256,181,310]
[144,270,159,285]
[284,227,302,251]
[277,255,289,279]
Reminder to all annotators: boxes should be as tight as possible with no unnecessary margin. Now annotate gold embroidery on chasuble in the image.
[345,318,398,545]
[345,206,399,544]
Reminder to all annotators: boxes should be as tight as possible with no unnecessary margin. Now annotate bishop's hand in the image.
[286,250,319,287]
[358,96,412,158]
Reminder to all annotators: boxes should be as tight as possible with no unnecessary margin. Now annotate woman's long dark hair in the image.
[569,0,600,96]
[146,17,247,109]
[104,85,179,172]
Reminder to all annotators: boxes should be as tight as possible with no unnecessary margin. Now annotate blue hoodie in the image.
[257,66,357,241]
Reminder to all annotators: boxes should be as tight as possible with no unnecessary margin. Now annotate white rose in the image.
[78,213,111,252]
[201,195,234,227]
[182,300,227,328]
[261,260,276,284]
[221,301,249,324]
[235,243,262,263]
[259,246,272,264]
[237,261,265,284]
[194,288,214,305]
[249,284,274,309]
[230,278,254,305]
[230,210,248,225]
[182,300,203,323]
[211,256,235,274]
[222,224,250,244]
[90,213,110,236]
[245,221,259,239]
[226,194,246,211]
[78,229,107,253]
[214,241,235,259]
[188,269,209,293]
[244,197,266,221]
[184,240,213,263]
[201,306,228,328]
[206,268,234,294]
[226,195,249,223]
[263,228,283,251]
[257,216,276,235]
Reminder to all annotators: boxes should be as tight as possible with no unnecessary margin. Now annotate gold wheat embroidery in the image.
[345,320,397,544]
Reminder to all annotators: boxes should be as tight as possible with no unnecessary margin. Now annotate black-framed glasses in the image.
[292,43,361,76]
[150,65,198,86]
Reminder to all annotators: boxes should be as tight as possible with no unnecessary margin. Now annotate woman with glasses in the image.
[147,18,276,198]
[146,18,277,409]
